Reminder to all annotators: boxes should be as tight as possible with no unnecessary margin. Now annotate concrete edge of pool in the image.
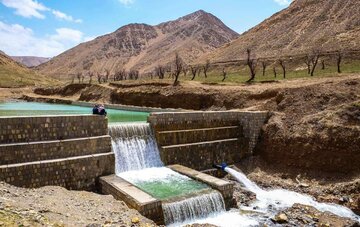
[99,165,235,225]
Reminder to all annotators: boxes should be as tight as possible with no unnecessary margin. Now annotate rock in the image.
[131,217,140,224]
[272,213,288,223]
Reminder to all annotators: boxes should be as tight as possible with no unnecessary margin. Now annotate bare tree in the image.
[310,51,320,77]
[97,73,102,84]
[104,69,110,83]
[89,72,94,84]
[261,61,268,76]
[304,55,312,74]
[221,68,227,82]
[76,72,82,83]
[182,66,189,77]
[81,74,85,83]
[203,60,210,78]
[336,51,343,73]
[246,49,257,82]
[273,66,277,78]
[173,53,183,86]
[321,60,325,70]
[155,65,165,79]
[128,70,140,80]
[279,59,286,79]
[190,66,198,80]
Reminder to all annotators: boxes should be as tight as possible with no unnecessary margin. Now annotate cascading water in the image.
[109,123,228,226]
[164,191,226,226]
[109,123,163,173]
[225,167,360,222]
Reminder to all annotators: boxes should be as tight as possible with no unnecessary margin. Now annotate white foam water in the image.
[164,191,226,226]
[225,167,360,222]
[109,123,163,173]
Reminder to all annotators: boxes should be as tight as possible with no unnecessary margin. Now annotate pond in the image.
[0,101,149,123]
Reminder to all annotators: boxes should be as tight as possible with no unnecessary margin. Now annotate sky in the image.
[0,0,292,58]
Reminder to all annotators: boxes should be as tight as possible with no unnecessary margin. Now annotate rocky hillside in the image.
[11,56,50,67]
[0,52,56,88]
[37,10,238,78]
[203,0,360,62]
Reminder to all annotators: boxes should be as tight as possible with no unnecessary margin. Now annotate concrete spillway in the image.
[107,123,230,225]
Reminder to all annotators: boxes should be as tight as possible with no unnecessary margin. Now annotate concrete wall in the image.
[0,115,114,190]
[148,111,269,170]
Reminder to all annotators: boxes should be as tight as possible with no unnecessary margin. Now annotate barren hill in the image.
[203,0,360,62]
[37,10,238,78]
[11,56,50,67]
[0,52,56,88]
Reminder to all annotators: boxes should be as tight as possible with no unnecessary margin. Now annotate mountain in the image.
[0,52,57,88]
[203,0,360,62]
[11,56,51,67]
[37,10,238,78]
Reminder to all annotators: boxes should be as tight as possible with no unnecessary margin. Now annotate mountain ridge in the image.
[201,0,360,62]
[37,10,238,78]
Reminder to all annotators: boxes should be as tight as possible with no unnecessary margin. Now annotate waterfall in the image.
[163,191,226,226]
[225,167,360,222]
[109,123,163,173]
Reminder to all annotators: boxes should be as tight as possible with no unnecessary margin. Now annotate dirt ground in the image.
[0,182,154,227]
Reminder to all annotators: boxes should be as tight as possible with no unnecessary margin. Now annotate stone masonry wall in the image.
[0,115,108,144]
[0,115,114,190]
[148,111,269,170]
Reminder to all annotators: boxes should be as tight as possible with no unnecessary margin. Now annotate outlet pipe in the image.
[212,163,228,171]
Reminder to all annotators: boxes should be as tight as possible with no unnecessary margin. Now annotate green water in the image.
[0,101,149,123]
[135,177,209,200]
[119,168,209,200]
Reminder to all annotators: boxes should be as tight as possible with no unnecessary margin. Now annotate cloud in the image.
[52,10,82,23]
[1,0,82,23]
[273,0,292,6]
[0,0,48,19]
[0,21,87,57]
[118,0,135,6]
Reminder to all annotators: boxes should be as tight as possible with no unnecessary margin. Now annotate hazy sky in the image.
[0,0,292,57]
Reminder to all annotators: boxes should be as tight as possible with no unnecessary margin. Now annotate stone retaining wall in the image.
[0,115,114,190]
[148,111,269,170]
[0,115,107,144]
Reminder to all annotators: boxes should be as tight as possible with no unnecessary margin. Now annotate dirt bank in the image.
[30,75,360,175]
[0,182,154,226]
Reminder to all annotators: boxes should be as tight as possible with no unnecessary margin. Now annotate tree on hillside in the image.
[261,61,268,76]
[190,66,199,80]
[278,59,286,79]
[273,66,277,78]
[304,55,312,74]
[182,66,189,77]
[173,53,183,86]
[203,60,211,78]
[336,51,343,73]
[222,68,227,82]
[310,51,320,77]
[89,72,94,84]
[155,65,165,79]
[246,49,257,82]
[77,72,82,83]
[104,69,110,83]
[321,60,326,70]
[97,73,103,84]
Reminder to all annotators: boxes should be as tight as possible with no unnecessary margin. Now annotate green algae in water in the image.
[0,102,149,123]
[119,167,209,200]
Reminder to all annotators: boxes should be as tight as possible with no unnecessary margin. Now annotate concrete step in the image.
[0,135,111,165]
[161,138,244,170]
[0,152,114,190]
[156,126,240,146]
[99,175,163,224]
